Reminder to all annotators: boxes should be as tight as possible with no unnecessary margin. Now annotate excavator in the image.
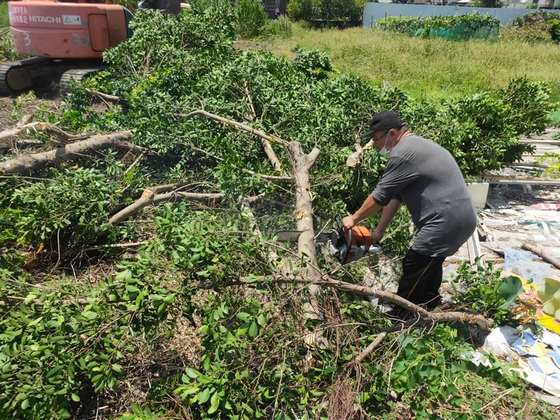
[1,0,179,96]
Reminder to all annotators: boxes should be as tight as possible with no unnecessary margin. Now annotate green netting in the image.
[378,15,500,41]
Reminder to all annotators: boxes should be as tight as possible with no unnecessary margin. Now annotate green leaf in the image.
[71,393,80,402]
[236,311,251,322]
[185,367,200,379]
[178,384,199,397]
[198,388,211,404]
[497,275,522,308]
[248,321,258,337]
[81,310,98,320]
[20,399,29,410]
[208,392,221,414]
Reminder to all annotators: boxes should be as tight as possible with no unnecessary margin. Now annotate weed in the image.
[235,0,268,39]
[263,15,292,38]
[451,262,522,324]
[538,152,560,178]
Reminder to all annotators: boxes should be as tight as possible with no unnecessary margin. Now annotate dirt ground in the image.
[0,95,59,129]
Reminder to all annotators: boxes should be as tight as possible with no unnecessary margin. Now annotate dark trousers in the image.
[397,249,446,310]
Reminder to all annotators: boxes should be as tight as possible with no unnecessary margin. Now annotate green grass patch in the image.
[262,23,560,102]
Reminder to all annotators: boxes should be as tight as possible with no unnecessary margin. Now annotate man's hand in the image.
[342,215,356,230]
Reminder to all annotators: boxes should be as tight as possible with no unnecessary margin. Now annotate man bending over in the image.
[343,111,476,313]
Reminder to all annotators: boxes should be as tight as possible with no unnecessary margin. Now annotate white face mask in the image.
[379,133,391,156]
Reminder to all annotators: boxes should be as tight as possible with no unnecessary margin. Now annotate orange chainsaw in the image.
[276,223,381,264]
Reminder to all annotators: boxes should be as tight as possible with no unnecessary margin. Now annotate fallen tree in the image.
[188,110,324,321]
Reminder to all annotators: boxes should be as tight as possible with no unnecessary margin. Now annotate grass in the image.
[261,24,560,102]
[0,2,8,28]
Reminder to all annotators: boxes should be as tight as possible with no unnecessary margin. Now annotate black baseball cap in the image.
[362,111,405,141]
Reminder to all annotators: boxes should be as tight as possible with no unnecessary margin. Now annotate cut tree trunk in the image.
[287,141,322,320]
[0,131,139,174]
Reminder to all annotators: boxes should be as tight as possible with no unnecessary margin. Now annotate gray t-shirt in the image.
[372,135,476,257]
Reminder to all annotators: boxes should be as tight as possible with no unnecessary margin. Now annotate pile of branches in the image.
[0,2,555,418]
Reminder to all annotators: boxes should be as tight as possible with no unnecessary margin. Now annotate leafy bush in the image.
[101,8,235,94]
[0,1,8,27]
[378,14,500,40]
[292,47,333,79]
[0,27,18,61]
[451,262,521,324]
[538,152,560,178]
[175,296,273,417]
[70,11,549,214]
[263,15,292,38]
[235,0,268,39]
[151,205,270,285]
[509,11,560,43]
[0,260,177,418]
[501,77,552,135]
[550,19,560,43]
[288,0,363,27]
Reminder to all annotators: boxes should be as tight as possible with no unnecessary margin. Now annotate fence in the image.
[362,3,560,26]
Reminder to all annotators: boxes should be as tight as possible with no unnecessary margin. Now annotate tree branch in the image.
[0,121,87,144]
[85,88,125,105]
[189,143,292,181]
[0,131,142,174]
[348,332,387,366]
[346,139,374,168]
[305,146,320,169]
[270,275,493,330]
[184,109,290,147]
[109,184,224,225]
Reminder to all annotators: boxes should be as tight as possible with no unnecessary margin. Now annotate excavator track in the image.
[0,58,103,97]
[0,57,51,96]
[59,67,104,95]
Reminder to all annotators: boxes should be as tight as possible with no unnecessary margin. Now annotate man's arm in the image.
[342,195,382,229]
[372,198,401,243]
